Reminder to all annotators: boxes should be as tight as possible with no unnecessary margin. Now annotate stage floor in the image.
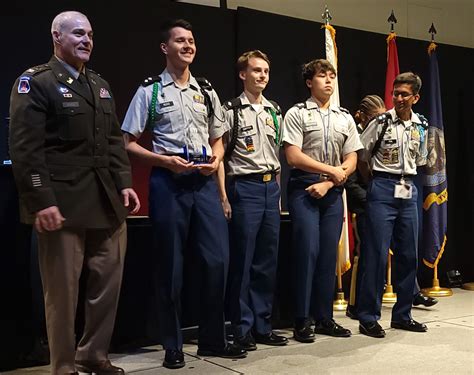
[5,288,473,375]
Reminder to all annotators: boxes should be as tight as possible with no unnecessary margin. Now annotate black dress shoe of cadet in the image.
[391,319,428,332]
[346,305,358,320]
[75,359,124,374]
[293,319,315,343]
[163,349,185,369]
[254,331,288,346]
[234,332,257,351]
[359,321,386,338]
[197,343,247,358]
[413,292,438,307]
[314,319,351,337]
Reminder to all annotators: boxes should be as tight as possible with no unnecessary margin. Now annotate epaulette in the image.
[223,97,242,110]
[86,68,101,77]
[416,113,429,129]
[268,100,282,115]
[195,77,213,91]
[294,102,307,109]
[141,76,161,87]
[339,106,350,114]
[22,64,51,76]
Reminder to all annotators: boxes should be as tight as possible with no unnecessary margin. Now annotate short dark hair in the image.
[236,50,270,72]
[159,19,193,44]
[302,59,336,81]
[393,72,422,94]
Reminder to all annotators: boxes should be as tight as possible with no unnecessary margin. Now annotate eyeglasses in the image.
[392,92,413,99]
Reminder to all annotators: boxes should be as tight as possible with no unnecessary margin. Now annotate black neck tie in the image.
[78,73,93,101]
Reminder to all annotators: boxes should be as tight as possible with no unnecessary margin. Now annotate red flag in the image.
[384,33,400,109]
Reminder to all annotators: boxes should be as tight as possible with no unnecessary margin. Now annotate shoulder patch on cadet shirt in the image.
[416,113,429,129]
[22,64,51,77]
[339,106,350,114]
[195,77,213,91]
[294,102,307,109]
[141,76,161,87]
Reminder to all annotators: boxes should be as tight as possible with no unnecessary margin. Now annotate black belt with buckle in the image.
[372,171,415,181]
[290,169,329,181]
[234,172,277,183]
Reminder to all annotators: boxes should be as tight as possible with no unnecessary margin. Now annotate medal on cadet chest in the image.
[394,177,412,199]
[382,148,399,164]
[245,136,255,153]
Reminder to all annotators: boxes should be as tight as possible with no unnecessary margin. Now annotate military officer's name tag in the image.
[394,182,412,199]
[159,101,174,109]
[62,102,80,108]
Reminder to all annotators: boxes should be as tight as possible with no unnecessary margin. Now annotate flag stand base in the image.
[382,284,397,303]
[421,278,453,297]
[461,282,474,291]
[333,291,348,311]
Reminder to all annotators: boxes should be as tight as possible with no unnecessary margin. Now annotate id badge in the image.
[394,182,412,199]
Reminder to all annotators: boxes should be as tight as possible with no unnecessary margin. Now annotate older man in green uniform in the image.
[9,11,140,375]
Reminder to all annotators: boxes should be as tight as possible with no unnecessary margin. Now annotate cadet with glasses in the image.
[356,72,429,338]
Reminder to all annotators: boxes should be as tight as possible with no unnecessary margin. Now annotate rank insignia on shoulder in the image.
[18,76,31,94]
[142,76,161,87]
[294,103,307,109]
[99,87,111,99]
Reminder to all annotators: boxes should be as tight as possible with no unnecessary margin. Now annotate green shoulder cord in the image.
[267,108,280,145]
[148,81,159,127]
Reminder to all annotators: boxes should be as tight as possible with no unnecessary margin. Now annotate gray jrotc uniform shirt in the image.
[121,69,228,156]
[223,92,282,176]
[282,97,362,166]
[359,108,428,175]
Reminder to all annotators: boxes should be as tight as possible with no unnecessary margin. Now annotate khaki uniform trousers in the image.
[37,222,127,375]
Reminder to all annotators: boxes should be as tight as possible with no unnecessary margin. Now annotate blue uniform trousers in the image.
[357,176,418,323]
[149,167,229,350]
[226,178,280,338]
[288,173,343,321]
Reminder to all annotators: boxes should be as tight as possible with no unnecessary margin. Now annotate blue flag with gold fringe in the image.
[422,42,448,268]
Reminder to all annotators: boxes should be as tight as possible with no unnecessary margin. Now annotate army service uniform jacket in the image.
[9,56,132,228]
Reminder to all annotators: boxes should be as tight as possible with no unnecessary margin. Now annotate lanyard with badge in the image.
[393,122,412,199]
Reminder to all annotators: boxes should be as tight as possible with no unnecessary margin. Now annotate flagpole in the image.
[321,5,349,311]
[382,10,398,304]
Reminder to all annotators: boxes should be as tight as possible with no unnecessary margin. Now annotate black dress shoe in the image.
[293,319,315,343]
[359,321,386,338]
[314,319,351,337]
[163,349,185,369]
[234,332,257,351]
[253,331,288,346]
[413,292,438,307]
[197,343,247,358]
[76,359,124,374]
[391,319,428,332]
[346,305,358,320]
